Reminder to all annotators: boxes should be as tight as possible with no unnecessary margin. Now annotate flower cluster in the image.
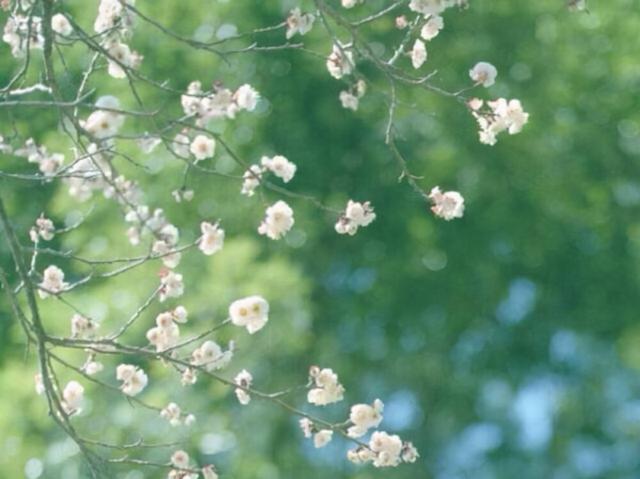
[468,97,529,145]
[347,432,419,467]
[286,8,315,39]
[307,366,345,406]
[241,155,297,197]
[2,14,43,57]
[159,270,184,302]
[14,138,64,176]
[180,81,259,126]
[29,215,55,242]
[469,61,498,87]
[146,307,187,352]
[61,381,84,416]
[335,200,376,236]
[70,314,99,339]
[339,79,367,111]
[326,43,354,79]
[160,402,195,427]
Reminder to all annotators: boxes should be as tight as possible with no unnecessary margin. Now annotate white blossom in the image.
[313,430,333,448]
[261,155,296,183]
[30,215,55,242]
[347,399,384,437]
[470,97,529,145]
[229,295,269,334]
[339,91,359,111]
[2,15,43,57]
[299,418,313,438]
[71,314,99,339]
[160,402,183,427]
[411,39,427,69]
[190,135,216,161]
[106,42,139,79]
[401,442,420,463]
[286,8,315,39]
[428,186,465,220]
[369,431,403,467]
[258,200,294,240]
[202,465,219,479]
[335,200,376,235]
[38,265,68,298]
[191,340,233,371]
[234,84,259,111]
[85,361,104,375]
[170,450,190,469]
[307,366,345,406]
[62,380,84,415]
[326,44,353,79]
[198,221,224,256]
[116,364,148,396]
[51,14,72,36]
[159,271,184,302]
[234,369,253,405]
[421,15,444,40]
[342,0,360,7]
[82,96,125,139]
[241,164,263,197]
[469,61,498,87]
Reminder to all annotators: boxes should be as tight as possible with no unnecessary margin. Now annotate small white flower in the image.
[51,13,72,36]
[469,61,498,87]
[339,91,359,111]
[107,42,135,79]
[161,402,182,427]
[428,186,465,220]
[401,442,420,463]
[369,431,403,468]
[171,450,190,469]
[30,215,55,242]
[85,361,104,375]
[314,430,333,448]
[70,314,98,339]
[241,164,263,197]
[326,44,353,79]
[202,465,219,479]
[411,39,427,69]
[307,366,345,406]
[191,340,233,371]
[234,84,260,111]
[286,8,315,39]
[347,399,384,438]
[38,265,68,298]
[159,271,184,302]
[190,135,216,161]
[234,369,253,405]
[299,418,313,438]
[229,295,269,334]
[335,200,376,235]
[258,200,294,240]
[420,15,444,40]
[62,380,84,415]
[116,364,148,396]
[198,222,224,255]
[261,155,296,183]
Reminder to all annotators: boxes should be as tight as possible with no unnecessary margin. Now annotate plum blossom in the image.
[369,431,403,467]
[2,14,43,57]
[159,270,184,302]
[30,215,55,242]
[347,399,384,437]
[307,366,345,406]
[62,381,84,415]
[326,44,353,79]
[411,39,427,69]
[241,164,263,197]
[258,200,294,240]
[198,222,224,255]
[15,138,64,176]
[116,364,148,396]
[234,369,253,405]
[314,430,333,448]
[191,340,233,371]
[202,465,219,479]
[469,97,529,145]
[106,42,142,79]
[82,96,125,139]
[38,265,68,298]
[261,155,296,183]
[286,8,315,39]
[428,186,465,220]
[469,61,498,87]
[421,15,444,40]
[146,311,181,352]
[160,402,184,427]
[190,135,215,161]
[71,314,99,339]
[234,84,260,111]
[340,91,359,111]
[84,361,104,375]
[51,13,72,36]
[229,295,269,334]
[335,200,376,235]
[170,450,190,469]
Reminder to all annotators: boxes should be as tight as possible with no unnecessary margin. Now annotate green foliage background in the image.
[1,0,640,478]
